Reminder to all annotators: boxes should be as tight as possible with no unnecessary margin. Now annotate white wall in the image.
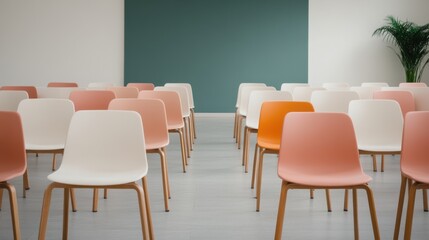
[309,0,429,87]
[0,0,124,87]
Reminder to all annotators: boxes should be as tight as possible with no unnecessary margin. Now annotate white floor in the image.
[1,116,428,240]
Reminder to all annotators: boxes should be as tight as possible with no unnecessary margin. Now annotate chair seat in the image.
[0,169,26,182]
[48,167,146,186]
[278,169,372,187]
[167,122,184,130]
[26,143,64,151]
[402,167,429,184]
[145,140,169,150]
[358,144,401,152]
[257,139,280,150]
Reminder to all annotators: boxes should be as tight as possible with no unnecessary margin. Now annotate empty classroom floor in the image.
[1,116,428,240]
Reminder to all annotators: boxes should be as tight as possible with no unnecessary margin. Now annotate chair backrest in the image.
[58,110,148,178]
[349,86,381,99]
[87,82,114,89]
[108,86,139,98]
[0,111,27,181]
[47,82,78,87]
[36,87,83,99]
[238,86,275,116]
[109,99,169,150]
[322,82,350,90]
[235,83,267,108]
[165,83,195,109]
[155,86,190,117]
[292,87,325,101]
[278,112,364,180]
[348,99,403,148]
[361,82,389,87]
[246,90,292,129]
[280,83,309,94]
[126,83,155,91]
[0,90,29,111]
[311,90,359,113]
[257,101,314,149]
[373,90,415,117]
[69,90,115,111]
[400,111,429,173]
[17,99,75,147]
[399,82,427,88]
[138,90,184,130]
[382,87,429,111]
[0,86,37,98]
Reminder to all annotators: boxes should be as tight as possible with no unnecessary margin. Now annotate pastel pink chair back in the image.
[108,86,139,98]
[1,86,37,98]
[47,82,78,87]
[69,90,115,111]
[127,83,155,91]
[373,90,415,117]
[399,82,427,88]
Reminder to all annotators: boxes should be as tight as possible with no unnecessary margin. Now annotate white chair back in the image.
[311,90,359,113]
[0,90,29,111]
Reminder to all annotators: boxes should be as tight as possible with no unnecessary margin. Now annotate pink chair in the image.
[108,86,139,98]
[393,111,429,240]
[0,86,38,98]
[47,82,78,87]
[127,83,155,91]
[0,111,27,240]
[274,112,380,239]
[399,82,427,88]
[69,90,115,111]
[139,91,188,173]
[108,98,171,212]
[373,90,415,117]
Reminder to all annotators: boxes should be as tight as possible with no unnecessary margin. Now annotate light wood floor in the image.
[1,116,428,240]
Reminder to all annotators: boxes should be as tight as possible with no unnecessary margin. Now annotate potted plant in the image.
[373,16,429,82]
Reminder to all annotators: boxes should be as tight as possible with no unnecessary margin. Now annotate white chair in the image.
[280,83,309,93]
[361,82,389,87]
[292,87,325,101]
[37,110,153,240]
[322,82,350,90]
[242,90,292,172]
[36,87,83,99]
[0,90,29,111]
[311,90,359,113]
[350,86,381,99]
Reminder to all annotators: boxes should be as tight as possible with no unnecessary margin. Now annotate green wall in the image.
[125,0,308,112]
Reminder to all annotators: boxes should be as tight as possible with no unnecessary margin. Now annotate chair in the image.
[127,83,155,91]
[47,82,78,87]
[108,99,171,212]
[0,111,27,240]
[69,90,115,111]
[87,82,114,89]
[393,111,429,240]
[322,82,350,90]
[242,90,292,173]
[373,90,415,118]
[36,87,83,99]
[361,82,389,87]
[399,82,427,88]
[348,100,403,172]
[280,83,309,94]
[274,112,380,240]
[397,87,429,111]
[108,86,139,98]
[350,86,381,99]
[37,110,153,240]
[311,90,359,113]
[253,101,325,212]
[292,86,325,101]
[17,99,75,199]
[0,90,29,111]
[138,91,188,173]
[0,86,37,98]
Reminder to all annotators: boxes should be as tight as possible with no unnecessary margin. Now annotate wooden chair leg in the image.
[63,188,70,240]
[423,189,428,212]
[233,110,238,139]
[325,189,332,212]
[2,183,21,240]
[344,189,349,211]
[394,176,407,240]
[310,189,314,199]
[177,129,187,172]
[256,149,265,212]
[242,127,249,168]
[363,185,381,240]
[372,154,377,172]
[251,144,259,189]
[237,116,243,149]
[38,183,56,240]
[70,188,77,212]
[92,188,99,212]
[159,149,170,212]
[274,181,289,240]
[23,170,30,198]
[104,188,108,199]
[381,154,385,172]
[163,148,171,199]
[184,119,191,156]
[142,177,154,240]
[0,188,3,211]
[352,188,359,240]
[191,109,196,140]
[135,181,151,240]
[52,153,56,171]
[404,183,418,240]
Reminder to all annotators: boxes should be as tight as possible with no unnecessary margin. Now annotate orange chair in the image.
[0,86,38,98]
[47,82,78,87]
[0,111,27,240]
[69,90,115,111]
[274,112,380,239]
[393,111,429,240]
[108,99,171,212]
[127,83,155,91]
[373,90,415,118]
[139,91,188,173]
[108,86,139,98]
[252,101,327,212]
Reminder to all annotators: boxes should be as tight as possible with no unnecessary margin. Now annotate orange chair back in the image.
[47,82,78,87]
[127,83,155,91]
[69,90,115,111]
[1,86,37,98]
[257,101,314,150]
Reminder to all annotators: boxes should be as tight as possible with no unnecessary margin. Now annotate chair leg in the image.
[325,189,332,212]
[237,115,243,149]
[142,177,154,240]
[104,188,108,199]
[0,188,3,211]
[1,183,21,240]
[404,183,418,240]
[92,188,99,212]
[134,181,151,240]
[352,188,359,240]
[274,181,289,240]
[183,118,191,157]
[70,188,77,212]
[372,154,377,172]
[233,109,238,139]
[191,109,196,140]
[256,148,266,212]
[163,148,171,199]
[158,149,170,212]
[251,144,259,189]
[38,183,56,240]
[242,127,249,168]
[310,189,314,199]
[344,189,349,211]
[23,170,30,198]
[381,154,385,172]
[423,189,428,212]
[52,153,57,171]
[362,185,381,240]
[394,176,407,240]
[63,188,70,240]
[177,129,187,172]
